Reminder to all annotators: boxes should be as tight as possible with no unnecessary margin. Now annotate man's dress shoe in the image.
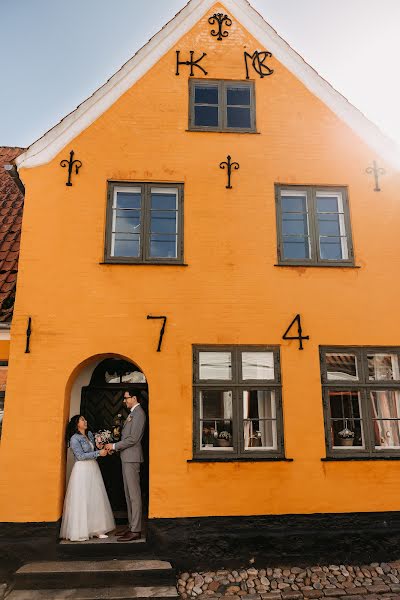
[117,531,141,542]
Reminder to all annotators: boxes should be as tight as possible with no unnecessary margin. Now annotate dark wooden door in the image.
[80,386,149,515]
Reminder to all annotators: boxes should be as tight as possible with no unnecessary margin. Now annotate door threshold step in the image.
[16,560,173,573]
[59,536,146,546]
[6,585,179,600]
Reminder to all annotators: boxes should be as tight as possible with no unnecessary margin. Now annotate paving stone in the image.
[365,584,390,593]
[391,585,400,593]
[209,581,221,592]
[324,590,346,597]
[280,592,302,600]
[302,590,323,599]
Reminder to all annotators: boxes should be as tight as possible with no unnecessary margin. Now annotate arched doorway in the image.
[80,357,148,521]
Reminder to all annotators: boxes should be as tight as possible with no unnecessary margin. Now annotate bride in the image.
[60,415,115,541]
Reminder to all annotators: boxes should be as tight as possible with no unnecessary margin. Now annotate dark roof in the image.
[0,147,25,323]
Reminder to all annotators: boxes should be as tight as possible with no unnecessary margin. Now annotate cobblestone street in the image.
[178,562,400,600]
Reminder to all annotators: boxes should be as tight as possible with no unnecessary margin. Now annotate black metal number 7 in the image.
[146,315,167,352]
[282,314,309,350]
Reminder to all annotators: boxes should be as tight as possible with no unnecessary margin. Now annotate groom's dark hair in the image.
[124,389,142,402]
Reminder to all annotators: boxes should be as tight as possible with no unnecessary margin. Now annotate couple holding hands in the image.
[60,391,146,542]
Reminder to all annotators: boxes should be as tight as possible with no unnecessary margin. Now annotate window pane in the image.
[242,352,274,380]
[371,390,400,448]
[150,211,177,234]
[113,234,140,257]
[282,213,309,235]
[195,86,218,104]
[149,235,177,258]
[329,390,364,448]
[115,210,141,233]
[281,192,310,260]
[317,197,339,212]
[199,352,232,380]
[227,87,250,106]
[194,105,219,127]
[115,191,141,209]
[316,193,348,260]
[200,390,233,450]
[227,106,251,129]
[326,353,358,381]
[243,390,277,450]
[151,193,177,211]
[283,239,310,259]
[318,214,341,236]
[320,237,346,260]
[281,195,307,212]
[368,354,400,381]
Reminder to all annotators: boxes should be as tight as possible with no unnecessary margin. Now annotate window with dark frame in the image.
[193,346,284,459]
[275,185,354,266]
[321,347,400,457]
[105,182,184,264]
[189,80,256,132]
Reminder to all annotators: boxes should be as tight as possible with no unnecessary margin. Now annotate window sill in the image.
[275,263,360,269]
[185,129,261,135]
[188,457,293,463]
[322,456,400,461]
[100,261,188,266]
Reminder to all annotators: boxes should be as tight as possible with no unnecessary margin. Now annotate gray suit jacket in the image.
[114,404,146,463]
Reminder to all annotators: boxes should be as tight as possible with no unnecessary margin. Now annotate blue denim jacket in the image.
[69,431,100,461]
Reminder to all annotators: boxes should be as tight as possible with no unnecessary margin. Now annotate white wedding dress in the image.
[60,432,115,541]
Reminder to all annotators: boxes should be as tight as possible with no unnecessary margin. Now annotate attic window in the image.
[189,80,256,133]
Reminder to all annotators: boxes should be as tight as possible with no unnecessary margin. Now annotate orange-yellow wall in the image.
[1,4,400,522]
[0,340,10,362]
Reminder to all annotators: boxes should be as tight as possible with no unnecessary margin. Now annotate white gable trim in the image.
[16,0,400,170]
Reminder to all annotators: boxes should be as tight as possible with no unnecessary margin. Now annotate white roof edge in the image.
[15,0,400,171]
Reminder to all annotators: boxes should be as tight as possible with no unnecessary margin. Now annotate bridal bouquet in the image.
[94,429,115,453]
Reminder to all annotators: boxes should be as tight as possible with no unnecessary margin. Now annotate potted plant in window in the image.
[338,421,355,446]
[217,430,232,447]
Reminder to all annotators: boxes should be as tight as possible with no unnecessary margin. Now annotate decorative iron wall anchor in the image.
[60,150,82,186]
[147,315,167,352]
[208,13,232,40]
[244,51,274,79]
[220,155,240,189]
[176,50,208,76]
[282,314,309,350]
[25,316,32,353]
[366,160,385,192]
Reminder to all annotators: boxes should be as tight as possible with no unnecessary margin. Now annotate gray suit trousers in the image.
[122,462,142,533]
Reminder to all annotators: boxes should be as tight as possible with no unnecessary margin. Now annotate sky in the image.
[1,0,400,149]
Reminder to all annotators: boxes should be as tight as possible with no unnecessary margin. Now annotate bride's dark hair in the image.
[65,415,86,446]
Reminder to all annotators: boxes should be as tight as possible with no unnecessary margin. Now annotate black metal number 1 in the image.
[282,314,309,350]
[25,316,32,353]
[146,315,167,352]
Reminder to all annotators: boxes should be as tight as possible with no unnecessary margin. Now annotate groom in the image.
[105,390,146,541]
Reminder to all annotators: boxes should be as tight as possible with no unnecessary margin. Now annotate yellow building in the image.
[2,0,400,566]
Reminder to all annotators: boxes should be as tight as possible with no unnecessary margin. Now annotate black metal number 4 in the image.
[282,314,309,350]
[146,315,167,352]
